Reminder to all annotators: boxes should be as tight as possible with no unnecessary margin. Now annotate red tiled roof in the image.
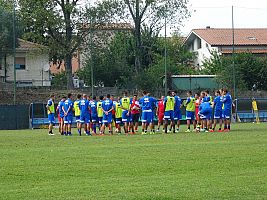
[18,39,46,49]
[192,28,267,46]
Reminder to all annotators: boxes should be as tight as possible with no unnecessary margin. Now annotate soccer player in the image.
[56,96,66,135]
[199,98,212,132]
[63,93,74,136]
[131,94,141,134]
[139,91,157,134]
[74,94,82,135]
[173,91,182,132]
[212,90,223,132]
[46,94,55,135]
[164,91,175,134]
[97,96,104,129]
[222,88,232,131]
[194,92,201,132]
[184,91,196,132]
[90,96,98,135]
[79,94,91,136]
[120,91,132,135]
[114,97,123,134]
[100,94,114,135]
[156,96,165,132]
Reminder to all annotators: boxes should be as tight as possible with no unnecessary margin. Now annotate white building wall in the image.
[4,51,51,86]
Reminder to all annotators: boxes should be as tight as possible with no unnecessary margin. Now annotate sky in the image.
[180,0,267,36]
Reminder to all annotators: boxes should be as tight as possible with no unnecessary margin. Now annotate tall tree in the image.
[19,0,86,89]
[88,0,190,73]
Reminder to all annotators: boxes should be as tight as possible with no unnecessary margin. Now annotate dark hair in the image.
[62,96,66,99]
[143,90,147,95]
[188,91,192,95]
[223,88,228,93]
[174,90,178,94]
[195,92,200,97]
[68,93,72,98]
[216,90,220,95]
[107,94,111,98]
[50,94,55,98]
[205,90,209,94]
[123,91,128,96]
[77,94,82,99]
[133,94,138,97]
[99,96,104,100]
[93,95,96,100]
[168,91,172,96]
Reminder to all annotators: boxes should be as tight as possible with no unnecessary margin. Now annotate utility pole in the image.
[232,5,236,99]
[164,13,167,96]
[12,0,16,105]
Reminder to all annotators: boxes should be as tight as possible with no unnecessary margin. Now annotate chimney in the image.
[206,26,211,29]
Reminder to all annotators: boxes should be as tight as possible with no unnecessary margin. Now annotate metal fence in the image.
[0,105,29,130]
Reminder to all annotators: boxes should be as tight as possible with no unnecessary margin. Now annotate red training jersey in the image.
[157,100,165,115]
[131,100,140,115]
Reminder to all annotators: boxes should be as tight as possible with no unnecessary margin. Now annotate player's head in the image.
[133,94,138,100]
[205,90,209,96]
[161,95,164,100]
[93,95,96,100]
[143,90,147,96]
[83,94,87,99]
[107,94,111,99]
[87,95,91,101]
[62,96,66,101]
[215,90,220,96]
[201,91,205,98]
[167,91,172,96]
[77,94,81,99]
[117,97,121,102]
[123,91,128,97]
[50,94,55,100]
[195,92,200,99]
[187,90,192,97]
[67,93,72,99]
[99,95,104,100]
[222,88,228,95]
[111,95,114,101]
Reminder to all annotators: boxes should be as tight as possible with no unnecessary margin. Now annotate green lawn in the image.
[0,123,266,200]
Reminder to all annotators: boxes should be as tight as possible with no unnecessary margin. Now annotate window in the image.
[15,57,26,70]
[0,58,2,70]
[197,38,202,49]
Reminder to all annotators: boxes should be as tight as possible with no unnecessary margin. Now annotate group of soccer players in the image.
[46,88,233,136]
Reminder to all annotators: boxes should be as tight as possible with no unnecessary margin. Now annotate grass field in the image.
[0,123,266,200]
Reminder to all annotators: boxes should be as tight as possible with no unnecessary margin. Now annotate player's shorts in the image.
[132,113,140,123]
[115,117,122,124]
[91,114,98,123]
[174,110,182,121]
[223,109,231,119]
[103,113,112,124]
[75,115,80,123]
[199,109,212,120]
[164,110,174,120]
[141,110,153,123]
[214,110,223,119]
[48,113,55,124]
[158,112,164,122]
[98,117,103,124]
[122,111,132,123]
[64,115,73,124]
[186,111,195,120]
[80,114,90,124]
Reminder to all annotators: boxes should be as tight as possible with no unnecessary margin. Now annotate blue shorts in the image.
[75,115,80,123]
[80,114,90,124]
[64,115,73,124]
[141,111,153,123]
[164,110,174,120]
[174,110,182,120]
[223,109,231,119]
[186,111,195,120]
[122,110,132,123]
[103,113,112,124]
[60,113,64,119]
[214,110,223,119]
[48,113,55,124]
[98,117,103,124]
[91,114,98,123]
[199,109,212,120]
[115,117,122,124]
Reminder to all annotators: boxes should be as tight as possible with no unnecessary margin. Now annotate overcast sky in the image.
[181,0,267,36]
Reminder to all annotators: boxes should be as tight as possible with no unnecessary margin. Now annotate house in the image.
[184,27,267,67]
[0,39,50,87]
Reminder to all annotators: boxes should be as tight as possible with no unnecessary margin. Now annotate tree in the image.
[88,0,190,74]
[19,0,87,89]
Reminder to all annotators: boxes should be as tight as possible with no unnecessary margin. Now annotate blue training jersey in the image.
[58,100,65,116]
[223,93,232,110]
[174,96,181,111]
[90,100,97,116]
[214,96,223,111]
[63,98,73,116]
[139,96,157,111]
[79,98,90,116]
[102,99,113,111]
[199,102,211,113]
